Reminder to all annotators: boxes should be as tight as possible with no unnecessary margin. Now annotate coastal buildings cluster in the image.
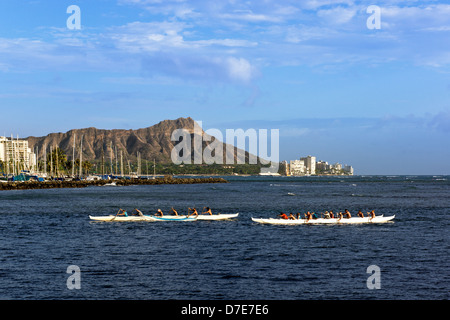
[284,155,353,176]
[1,135,354,178]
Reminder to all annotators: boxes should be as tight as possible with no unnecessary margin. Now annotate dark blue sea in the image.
[0,175,448,300]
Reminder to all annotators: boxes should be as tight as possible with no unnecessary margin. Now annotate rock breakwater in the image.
[0,177,228,191]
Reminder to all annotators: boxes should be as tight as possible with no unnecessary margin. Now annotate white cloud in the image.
[381,4,450,30]
[317,6,356,25]
[193,38,257,47]
[140,53,258,85]
[1,0,450,80]
[281,127,311,137]
[301,0,354,10]
[219,11,283,23]
[226,57,254,83]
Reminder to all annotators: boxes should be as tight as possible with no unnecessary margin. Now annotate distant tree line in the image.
[1,147,275,176]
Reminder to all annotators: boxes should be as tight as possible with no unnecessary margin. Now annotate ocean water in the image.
[0,175,448,300]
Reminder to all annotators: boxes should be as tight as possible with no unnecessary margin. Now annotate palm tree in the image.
[46,147,67,176]
[82,161,92,175]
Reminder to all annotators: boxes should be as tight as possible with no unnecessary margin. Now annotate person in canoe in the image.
[304,211,312,221]
[357,210,365,218]
[288,213,297,220]
[344,209,351,218]
[337,212,343,221]
[155,209,164,217]
[170,207,179,216]
[368,210,376,220]
[329,210,335,218]
[132,208,145,217]
[116,208,128,217]
[188,207,198,217]
[202,207,213,215]
[279,212,289,219]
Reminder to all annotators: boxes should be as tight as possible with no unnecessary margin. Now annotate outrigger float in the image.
[251,215,395,225]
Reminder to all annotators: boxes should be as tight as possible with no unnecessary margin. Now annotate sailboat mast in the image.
[120,150,123,177]
[50,145,53,177]
[115,145,118,176]
[110,141,113,176]
[55,145,58,177]
[36,145,39,173]
[72,133,76,177]
[44,144,47,176]
[10,134,15,175]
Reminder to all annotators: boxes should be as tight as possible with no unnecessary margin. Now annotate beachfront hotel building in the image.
[0,136,36,174]
[289,159,305,175]
[289,155,316,175]
[288,155,353,176]
[301,155,316,175]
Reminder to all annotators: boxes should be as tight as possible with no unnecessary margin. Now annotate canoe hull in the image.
[89,215,153,222]
[252,215,395,225]
[89,215,198,221]
[148,215,197,221]
[196,213,239,220]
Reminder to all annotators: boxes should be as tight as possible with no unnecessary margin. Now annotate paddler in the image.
[279,212,289,220]
[117,208,128,217]
[357,210,364,218]
[329,210,334,218]
[288,213,297,220]
[344,209,351,218]
[155,208,163,216]
[188,207,198,217]
[202,207,213,215]
[368,210,375,219]
[304,211,312,221]
[170,207,179,216]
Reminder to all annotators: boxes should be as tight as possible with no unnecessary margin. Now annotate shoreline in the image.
[0,177,228,191]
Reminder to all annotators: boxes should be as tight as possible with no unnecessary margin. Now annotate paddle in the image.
[109,208,123,221]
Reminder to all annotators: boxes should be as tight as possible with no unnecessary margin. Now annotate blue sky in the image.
[0,0,449,174]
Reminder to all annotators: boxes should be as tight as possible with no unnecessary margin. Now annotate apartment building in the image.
[0,136,36,173]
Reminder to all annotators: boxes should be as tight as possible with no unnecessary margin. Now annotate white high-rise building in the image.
[0,136,36,174]
[344,165,354,175]
[0,136,6,162]
[301,155,316,175]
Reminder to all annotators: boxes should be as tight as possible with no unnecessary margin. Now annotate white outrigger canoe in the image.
[196,213,239,220]
[89,213,238,222]
[251,215,395,225]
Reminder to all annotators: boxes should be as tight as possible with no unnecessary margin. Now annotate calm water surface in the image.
[0,175,448,300]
